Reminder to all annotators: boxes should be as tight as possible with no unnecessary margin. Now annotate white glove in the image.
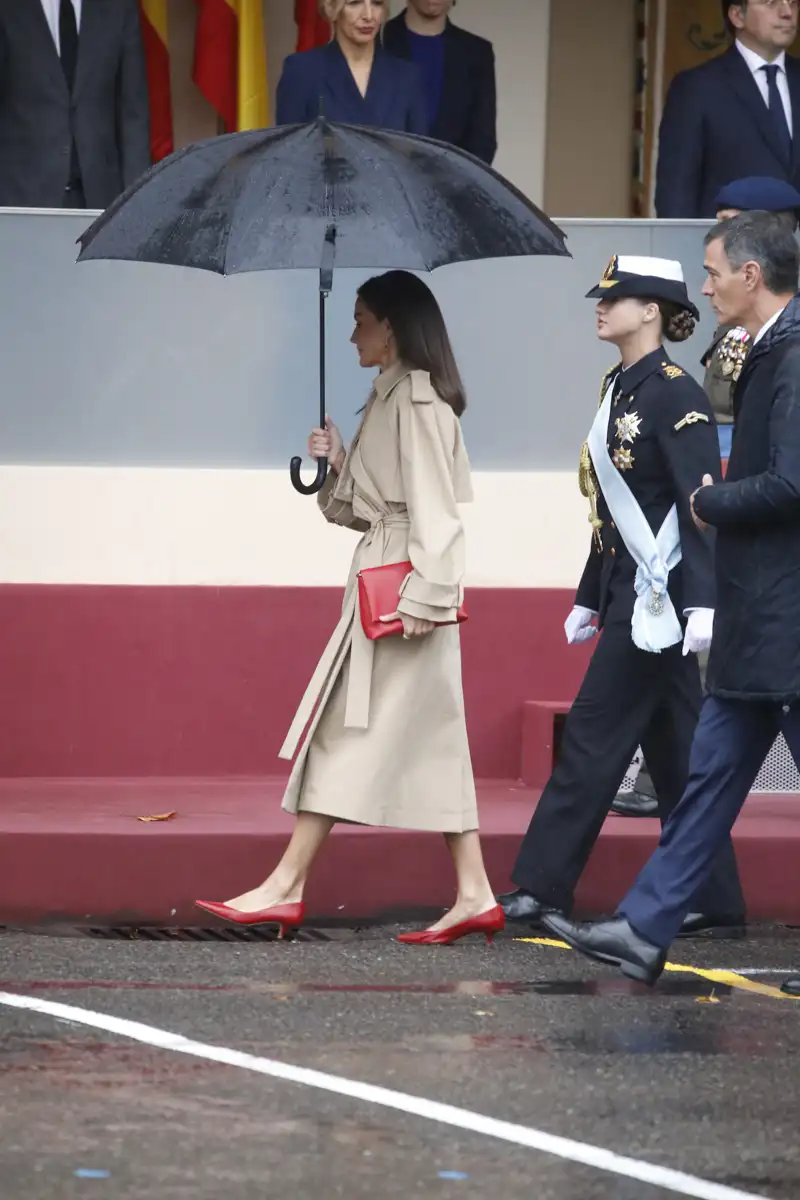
[564,605,599,645]
[682,608,714,656]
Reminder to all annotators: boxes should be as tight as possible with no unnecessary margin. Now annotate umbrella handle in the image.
[289,230,336,497]
[290,455,328,495]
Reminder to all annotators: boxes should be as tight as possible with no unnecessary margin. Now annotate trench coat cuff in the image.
[397,570,462,622]
[318,471,368,530]
[397,596,459,623]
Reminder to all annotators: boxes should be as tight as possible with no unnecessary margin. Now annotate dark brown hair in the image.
[356,270,467,416]
[658,300,696,343]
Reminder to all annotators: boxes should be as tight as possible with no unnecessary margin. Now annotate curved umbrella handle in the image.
[290,455,328,495]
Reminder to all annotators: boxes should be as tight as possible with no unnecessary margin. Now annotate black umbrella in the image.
[78,118,570,494]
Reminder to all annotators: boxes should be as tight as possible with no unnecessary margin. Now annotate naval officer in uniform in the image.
[499,256,746,934]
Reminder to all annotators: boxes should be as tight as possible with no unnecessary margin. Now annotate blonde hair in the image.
[319,0,387,25]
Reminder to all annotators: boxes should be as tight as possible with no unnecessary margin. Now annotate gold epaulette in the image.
[577,363,620,550]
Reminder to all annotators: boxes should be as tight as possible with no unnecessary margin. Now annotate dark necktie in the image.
[59,0,79,94]
[762,64,792,165]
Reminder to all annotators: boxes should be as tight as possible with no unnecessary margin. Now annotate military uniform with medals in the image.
[702,322,750,435]
[501,257,745,928]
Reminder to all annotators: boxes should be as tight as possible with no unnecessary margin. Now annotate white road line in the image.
[0,991,771,1200]
[723,969,790,977]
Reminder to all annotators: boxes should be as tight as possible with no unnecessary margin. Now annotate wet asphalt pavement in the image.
[1,923,799,1200]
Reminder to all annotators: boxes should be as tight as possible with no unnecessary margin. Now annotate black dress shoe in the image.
[496,888,556,923]
[542,913,667,986]
[781,975,800,996]
[677,912,747,939]
[611,789,658,818]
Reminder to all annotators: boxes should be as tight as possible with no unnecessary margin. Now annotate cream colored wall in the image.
[0,468,587,588]
[544,0,636,218]
[166,0,552,207]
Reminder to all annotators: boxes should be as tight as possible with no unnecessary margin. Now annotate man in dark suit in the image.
[0,0,151,209]
[543,212,800,999]
[656,1,800,217]
[383,0,497,163]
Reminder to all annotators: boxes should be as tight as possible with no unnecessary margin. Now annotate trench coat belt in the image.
[278,513,411,762]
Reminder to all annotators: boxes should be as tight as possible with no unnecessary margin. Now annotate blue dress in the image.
[276,41,428,135]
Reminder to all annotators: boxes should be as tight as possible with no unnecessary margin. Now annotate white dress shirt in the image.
[39,0,82,57]
[753,305,788,345]
[736,40,793,135]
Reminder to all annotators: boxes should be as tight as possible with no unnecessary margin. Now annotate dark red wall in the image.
[0,585,591,779]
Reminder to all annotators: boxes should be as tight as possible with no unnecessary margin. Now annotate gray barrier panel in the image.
[0,211,715,469]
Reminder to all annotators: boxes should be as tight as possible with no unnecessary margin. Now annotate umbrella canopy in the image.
[78,119,570,492]
[78,118,569,273]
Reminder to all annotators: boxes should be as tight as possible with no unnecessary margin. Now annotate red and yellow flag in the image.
[138,0,174,162]
[193,0,269,133]
[294,0,331,52]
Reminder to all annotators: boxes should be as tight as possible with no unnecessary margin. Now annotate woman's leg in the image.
[225,812,335,911]
[425,830,498,931]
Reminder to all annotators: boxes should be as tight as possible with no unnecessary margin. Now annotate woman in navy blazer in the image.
[276,0,428,134]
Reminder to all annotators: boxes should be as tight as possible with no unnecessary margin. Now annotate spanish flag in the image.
[138,0,173,162]
[294,0,331,52]
[193,0,269,133]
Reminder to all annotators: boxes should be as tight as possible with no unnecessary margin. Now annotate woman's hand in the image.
[379,611,437,639]
[308,415,345,475]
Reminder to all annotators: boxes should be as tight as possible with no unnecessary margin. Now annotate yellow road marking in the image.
[515,937,800,1001]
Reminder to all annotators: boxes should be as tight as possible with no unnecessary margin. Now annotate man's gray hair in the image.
[704,210,800,295]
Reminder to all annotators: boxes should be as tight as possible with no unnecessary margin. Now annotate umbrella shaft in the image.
[319,288,327,431]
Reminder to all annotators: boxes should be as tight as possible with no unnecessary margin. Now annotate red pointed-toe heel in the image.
[397,904,505,946]
[194,899,305,939]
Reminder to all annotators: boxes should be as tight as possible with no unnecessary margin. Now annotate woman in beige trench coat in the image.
[197,270,502,945]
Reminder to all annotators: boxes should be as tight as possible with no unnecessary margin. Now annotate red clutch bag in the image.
[357,561,468,641]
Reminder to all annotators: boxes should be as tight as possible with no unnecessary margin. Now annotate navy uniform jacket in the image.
[656,46,800,218]
[575,349,719,625]
[382,13,497,163]
[275,41,427,134]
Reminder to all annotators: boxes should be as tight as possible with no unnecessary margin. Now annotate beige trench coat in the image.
[279,360,478,833]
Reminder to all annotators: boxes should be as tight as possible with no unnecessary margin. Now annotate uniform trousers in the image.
[619,696,800,946]
[510,588,745,918]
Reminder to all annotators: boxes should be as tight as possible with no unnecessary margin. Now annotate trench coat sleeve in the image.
[694,343,800,526]
[395,389,465,623]
[655,374,719,611]
[574,539,602,611]
[317,469,370,532]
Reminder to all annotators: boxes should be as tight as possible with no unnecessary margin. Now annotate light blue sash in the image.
[587,379,683,653]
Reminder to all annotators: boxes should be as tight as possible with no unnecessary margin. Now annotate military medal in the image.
[613,447,634,471]
[718,326,750,383]
[649,588,664,617]
[615,411,642,445]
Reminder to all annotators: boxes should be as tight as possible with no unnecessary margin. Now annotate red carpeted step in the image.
[0,777,798,925]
